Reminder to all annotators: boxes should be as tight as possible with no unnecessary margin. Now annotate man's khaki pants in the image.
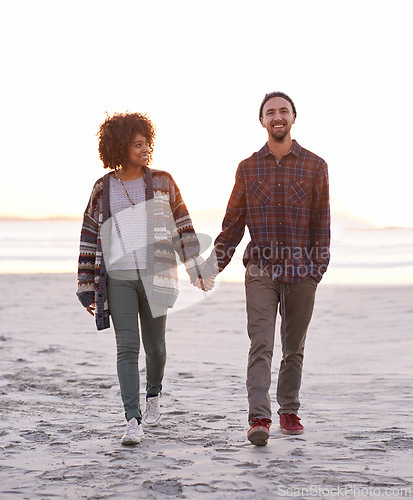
[245,263,318,423]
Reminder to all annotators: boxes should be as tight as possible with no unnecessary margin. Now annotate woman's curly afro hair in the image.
[98,112,156,169]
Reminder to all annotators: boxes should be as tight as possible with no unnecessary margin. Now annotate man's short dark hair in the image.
[259,92,297,120]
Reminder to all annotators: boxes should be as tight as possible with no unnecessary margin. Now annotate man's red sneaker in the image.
[247,418,272,446]
[279,413,304,435]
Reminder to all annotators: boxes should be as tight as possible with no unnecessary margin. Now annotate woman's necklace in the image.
[114,170,137,207]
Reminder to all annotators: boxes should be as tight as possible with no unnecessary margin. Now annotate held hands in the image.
[193,276,216,291]
[86,275,215,316]
[85,275,215,316]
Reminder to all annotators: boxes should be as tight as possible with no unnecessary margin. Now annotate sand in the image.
[1,274,413,499]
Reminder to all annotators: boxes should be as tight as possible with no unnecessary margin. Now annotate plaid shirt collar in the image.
[256,139,302,159]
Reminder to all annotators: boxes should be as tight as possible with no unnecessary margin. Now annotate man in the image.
[205,91,330,446]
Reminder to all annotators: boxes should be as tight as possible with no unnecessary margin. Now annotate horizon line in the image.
[0,212,412,231]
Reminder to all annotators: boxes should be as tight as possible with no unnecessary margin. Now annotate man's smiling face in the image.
[260,96,296,141]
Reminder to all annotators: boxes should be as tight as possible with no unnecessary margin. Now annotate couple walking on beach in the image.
[77,91,330,446]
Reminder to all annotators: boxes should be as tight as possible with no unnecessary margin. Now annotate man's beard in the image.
[270,129,289,142]
[269,121,289,142]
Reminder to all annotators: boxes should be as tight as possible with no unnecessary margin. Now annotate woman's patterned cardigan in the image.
[77,167,210,330]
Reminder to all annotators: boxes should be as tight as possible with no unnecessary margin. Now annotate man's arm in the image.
[207,164,247,274]
[310,161,331,281]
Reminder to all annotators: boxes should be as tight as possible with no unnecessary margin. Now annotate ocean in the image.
[0,218,412,284]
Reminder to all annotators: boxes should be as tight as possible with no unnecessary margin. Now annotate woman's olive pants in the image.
[107,270,167,421]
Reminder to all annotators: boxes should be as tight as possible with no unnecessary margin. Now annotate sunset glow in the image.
[1,1,412,230]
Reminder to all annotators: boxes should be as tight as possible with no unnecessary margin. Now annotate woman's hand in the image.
[193,277,215,291]
[86,303,96,316]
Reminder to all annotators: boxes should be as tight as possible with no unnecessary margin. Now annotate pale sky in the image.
[1,0,412,227]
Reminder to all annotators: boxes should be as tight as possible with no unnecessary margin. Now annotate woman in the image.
[77,112,214,445]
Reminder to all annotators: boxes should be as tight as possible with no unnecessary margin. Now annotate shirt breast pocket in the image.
[249,179,271,206]
[288,178,311,206]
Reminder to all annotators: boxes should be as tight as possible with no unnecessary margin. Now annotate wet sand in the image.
[1,274,413,499]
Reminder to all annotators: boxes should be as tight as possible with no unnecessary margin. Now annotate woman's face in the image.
[126,133,150,168]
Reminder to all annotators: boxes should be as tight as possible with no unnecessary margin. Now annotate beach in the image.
[1,273,413,499]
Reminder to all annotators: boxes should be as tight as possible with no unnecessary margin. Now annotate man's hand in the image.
[86,303,95,316]
[193,276,215,291]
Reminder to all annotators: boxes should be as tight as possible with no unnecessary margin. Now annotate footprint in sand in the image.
[204,414,226,422]
[385,436,413,449]
[211,456,236,463]
[20,430,50,442]
[234,461,259,469]
[37,346,59,354]
[142,478,183,496]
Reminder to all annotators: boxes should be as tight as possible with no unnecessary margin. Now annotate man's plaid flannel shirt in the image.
[208,140,330,283]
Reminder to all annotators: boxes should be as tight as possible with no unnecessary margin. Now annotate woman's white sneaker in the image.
[143,395,161,426]
[121,418,144,445]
